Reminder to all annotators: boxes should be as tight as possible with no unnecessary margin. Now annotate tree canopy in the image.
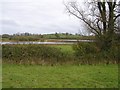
[65,0,120,50]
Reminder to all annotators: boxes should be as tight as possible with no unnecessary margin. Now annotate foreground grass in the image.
[2,64,118,88]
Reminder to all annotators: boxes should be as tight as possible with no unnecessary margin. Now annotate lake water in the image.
[1,40,94,45]
[1,41,74,45]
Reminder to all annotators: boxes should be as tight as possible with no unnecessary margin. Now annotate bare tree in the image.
[64,0,120,50]
[116,1,120,32]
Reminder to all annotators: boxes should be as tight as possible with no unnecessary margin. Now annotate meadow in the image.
[2,43,119,88]
[2,64,118,88]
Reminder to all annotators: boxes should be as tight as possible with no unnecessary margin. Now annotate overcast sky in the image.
[0,0,87,35]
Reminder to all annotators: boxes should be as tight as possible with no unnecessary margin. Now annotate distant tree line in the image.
[2,32,85,41]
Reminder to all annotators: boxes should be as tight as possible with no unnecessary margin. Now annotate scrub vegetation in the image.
[2,43,119,65]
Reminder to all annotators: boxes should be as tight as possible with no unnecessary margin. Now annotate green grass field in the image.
[2,64,118,88]
[52,45,74,55]
[2,44,119,88]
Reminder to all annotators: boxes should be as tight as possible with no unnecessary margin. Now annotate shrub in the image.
[2,44,65,64]
[73,42,98,57]
[73,42,119,64]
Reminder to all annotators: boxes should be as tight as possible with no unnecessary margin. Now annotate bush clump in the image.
[73,42,98,57]
[2,44,65,64]
[73,42,119,64]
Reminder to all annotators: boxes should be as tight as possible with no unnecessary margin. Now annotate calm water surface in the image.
[1,40,94,45]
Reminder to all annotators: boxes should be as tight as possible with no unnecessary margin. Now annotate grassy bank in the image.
[2,64,118,88]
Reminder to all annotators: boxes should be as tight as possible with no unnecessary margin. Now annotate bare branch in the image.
[114,14,120,21]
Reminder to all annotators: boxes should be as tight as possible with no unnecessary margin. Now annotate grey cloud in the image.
[1,0,87,35]
[1,19,19,26]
